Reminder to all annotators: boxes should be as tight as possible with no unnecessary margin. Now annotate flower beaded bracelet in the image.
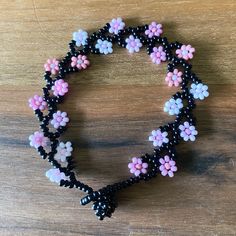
[28,18,209,220]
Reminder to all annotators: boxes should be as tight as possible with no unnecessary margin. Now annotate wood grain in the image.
[0,0,236,235]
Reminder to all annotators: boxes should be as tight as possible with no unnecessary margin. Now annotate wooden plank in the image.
[0,0,235,235]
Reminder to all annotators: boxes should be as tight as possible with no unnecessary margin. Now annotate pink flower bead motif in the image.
[165,69,183,87]
[51,111,69,129]
[145,22,163,38]
[150,46,166,64]
[128,157,148,177]
[52,79,68,97]
[71,55,90,70]
[29,131,49,149]
[28,95,47,111]
[44,58,59,75]
[176,45,195,60]
[159,155,177,177]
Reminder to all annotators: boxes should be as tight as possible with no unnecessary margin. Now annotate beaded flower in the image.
[95,39,113,55]
[159,155,177,177]
[165,69,183,87]
[109,17,125,34]
[28,95,47,111]
[179,122,198,141]
[52,79,68,97]
[190,83,209,100]
[46,168,69,184]
[29,131,49,149]
[148,129,169,147]
[55,141,73,162]
[176,45,195,60]
[44,58,59,75]
[164,98,183,116]
[71,55,90,70]
[125,35,142,53]
[150,46,166,64]
[128,157,148,176]
[73,29,88,47]
[51,111,69,129]
[145,22,163,38]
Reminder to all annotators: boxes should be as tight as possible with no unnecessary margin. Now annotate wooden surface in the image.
[0,0,236,235]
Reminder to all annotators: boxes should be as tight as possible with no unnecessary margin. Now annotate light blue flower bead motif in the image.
[73,29,88,47]
[164,98,184,116]
[95,39,113,55]
[190,83,209,100]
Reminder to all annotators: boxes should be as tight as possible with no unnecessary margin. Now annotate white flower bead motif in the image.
[109,17,125,34]
[179,121,198,141]
[148,129,169,147]
[46,168,70,184]
[190,83,209,100]
[55,141,73,162]
[164,98,183,116]
[95,39,113,55]
[73,29,88,47]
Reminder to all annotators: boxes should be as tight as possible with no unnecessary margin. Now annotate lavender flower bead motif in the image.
[150,46,166,64]
[179,122,198,141]
[73,29,88,47]
[125,35,142,53]
[95,39,113,55]
[109,17,125,34]
[149,129,169,147]
[145,22,163,38]
[46,168,69,184]
[159,155,177,177]
[190,83,209,100]
[128,157,148,176]
[51,111,69,129]
[164,98,183,116]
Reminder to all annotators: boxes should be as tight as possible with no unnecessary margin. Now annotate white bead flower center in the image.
[172,75,177,81]
[182,49,188,55]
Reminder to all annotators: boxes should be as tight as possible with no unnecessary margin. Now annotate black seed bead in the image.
[112,34,119,42]
[127,27,133,33]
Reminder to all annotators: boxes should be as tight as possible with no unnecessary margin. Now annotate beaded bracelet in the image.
[28,18,209,220]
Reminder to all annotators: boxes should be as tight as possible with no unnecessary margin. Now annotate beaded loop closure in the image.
[28,18,209,220]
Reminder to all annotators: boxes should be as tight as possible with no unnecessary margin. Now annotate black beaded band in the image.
[29,19,209,220]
